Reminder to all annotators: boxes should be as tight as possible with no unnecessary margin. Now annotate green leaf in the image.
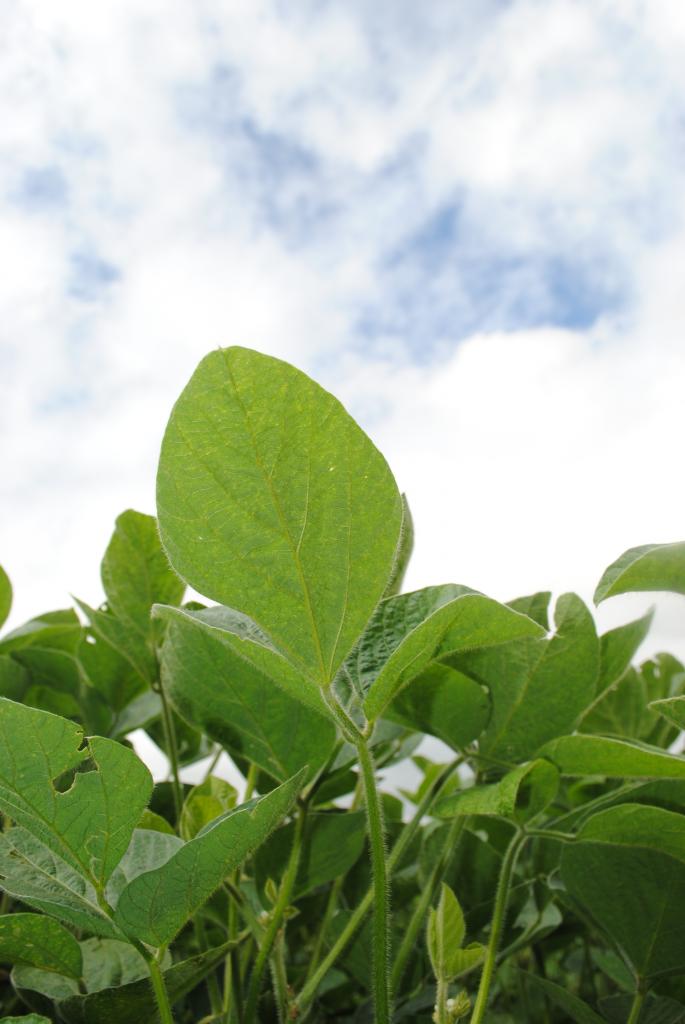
[0,563,12,630]
[540,734,685,779]
[0,699,152,891]
[506,591,552,631]
[157,604,336,777]
[74,599,156,685]
[454,593,599,763]
[78,632,146,716]
[600,993,685,1024]
[57,942,234,1024]
[650,695,685,730]
[596,609,654,698]
[180,776,237,841]
[0,828,122,939]
[11,935,163,1019]
[561,803,685,978]
[2,1016,52,1023]
[581,667,661,742]
[427,883,466,981]
[0,913,82,978]
[156,346,403,686]
[384,662,491,750]
[595,541,685,603]
[363,591,544,723]
[114,769,305,946]
[101,509,185,639]
[520,972,605,1023]
[105,829,184,908]
[0,609,82,656]
[435,760,558,824]
[384,494,414,598]
[255,810,366,899]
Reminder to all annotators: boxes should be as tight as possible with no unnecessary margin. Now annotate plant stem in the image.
[391,816,466,995]
[627,981,647,1024]
[147,954,175,1024]
[435,975,449,1024]
[470,830,526,1024]
[196,915,223,1015]
[356,735,391,1024]
[157,675,183,822]
[524,828,577,843]
[244,804,306,1024]
[292,756,462,1017]
[270,929,289,1024]
[243,762,259,802]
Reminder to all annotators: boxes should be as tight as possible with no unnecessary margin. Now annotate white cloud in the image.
[1,0,684,679]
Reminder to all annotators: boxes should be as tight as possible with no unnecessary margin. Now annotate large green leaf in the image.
[114,769,305,946]
[156,347,403,686]
[436,760,558,824]
[0,699,152,891]
[540,734,685,779]
[0,563,12,630]
[157,604,335,775]
[0,913,82,978]
[101,509,184,639]
[363,591,544,723]
[595,542,685,603]
[0,829,122,938]
[453,593,599,763]
[561,803,685,979]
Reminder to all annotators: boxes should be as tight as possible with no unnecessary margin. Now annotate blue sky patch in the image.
[68,250,121,302]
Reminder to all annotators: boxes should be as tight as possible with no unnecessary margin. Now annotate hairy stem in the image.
[292,756,462,1017]
[470,831,526,1024]
[356,735,391,1024]
[147,954,175,1024]
[435,975,449,1024]
[244,804,306,1024]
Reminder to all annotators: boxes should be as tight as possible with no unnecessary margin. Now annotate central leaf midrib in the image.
[222,352,329,685]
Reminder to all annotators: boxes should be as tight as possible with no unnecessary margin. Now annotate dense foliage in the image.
[1,347,685,1024]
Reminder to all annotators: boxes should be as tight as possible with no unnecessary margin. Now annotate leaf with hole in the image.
[0,699,152,894]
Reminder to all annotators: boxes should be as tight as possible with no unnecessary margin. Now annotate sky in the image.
[2,0,685,698]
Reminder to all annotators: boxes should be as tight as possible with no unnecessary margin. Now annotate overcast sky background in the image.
[2,0,685,743]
